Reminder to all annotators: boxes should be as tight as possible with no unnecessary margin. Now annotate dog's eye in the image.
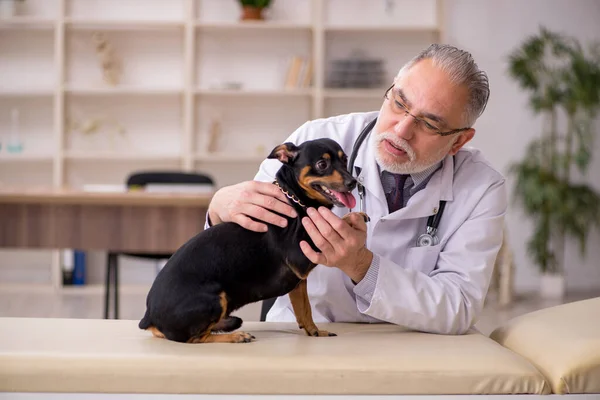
[315,159,329,171]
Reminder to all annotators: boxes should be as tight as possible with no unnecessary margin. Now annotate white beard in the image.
[373,131,456,174]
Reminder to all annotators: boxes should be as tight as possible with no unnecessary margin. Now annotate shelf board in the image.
[195,153,266,163]
[64,18,184,31]
[0,88,54,97]
[65,86,183,96]
[0,17,55,30]
[324,25,440,34]
[60,283,150,295]
[323,88,386,99]
[0,153,53,162]
[0,283,150,295]
[196,21,312,31]
[65,152,181,162]
[196,88,313,97]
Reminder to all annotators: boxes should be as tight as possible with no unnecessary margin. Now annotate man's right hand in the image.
[207,181,298,233]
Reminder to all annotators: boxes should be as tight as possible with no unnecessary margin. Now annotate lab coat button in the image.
[358,177,364,183]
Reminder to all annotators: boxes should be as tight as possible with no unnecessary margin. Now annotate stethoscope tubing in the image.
[347,116,446,247]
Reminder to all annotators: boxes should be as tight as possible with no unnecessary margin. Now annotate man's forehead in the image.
[392,69,465,126]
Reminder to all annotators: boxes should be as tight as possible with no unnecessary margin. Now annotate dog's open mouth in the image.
[315,184,357,209]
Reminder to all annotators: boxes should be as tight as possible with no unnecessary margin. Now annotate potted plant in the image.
[507,26,600,298]
[237,0,273,21]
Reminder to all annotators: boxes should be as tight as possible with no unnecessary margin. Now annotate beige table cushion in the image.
[491,296,600,394]
[0,318,549,395]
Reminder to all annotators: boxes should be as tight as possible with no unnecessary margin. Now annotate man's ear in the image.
[449,128,475,155]
[268,142,299,164]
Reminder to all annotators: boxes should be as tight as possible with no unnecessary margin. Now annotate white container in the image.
[7,108,23,153]
[540,273,566,299]
[0,1,18,19]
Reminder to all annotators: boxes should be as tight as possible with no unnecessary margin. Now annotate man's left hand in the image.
[299,207,373,283]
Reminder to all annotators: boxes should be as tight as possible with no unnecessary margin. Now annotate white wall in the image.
[444,0,600,293]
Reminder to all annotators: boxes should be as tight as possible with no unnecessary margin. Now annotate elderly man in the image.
[206,44,507,335]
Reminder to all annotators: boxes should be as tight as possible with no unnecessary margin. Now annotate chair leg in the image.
[113,256,119,319]
[260,297,277,322]
[104,254,113,319]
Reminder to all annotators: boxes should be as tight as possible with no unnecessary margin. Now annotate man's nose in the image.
[392,115,415,140]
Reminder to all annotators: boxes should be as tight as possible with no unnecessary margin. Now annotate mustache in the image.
[377,132,416,161]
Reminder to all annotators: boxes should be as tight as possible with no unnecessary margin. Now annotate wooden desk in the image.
[0,187,212,253]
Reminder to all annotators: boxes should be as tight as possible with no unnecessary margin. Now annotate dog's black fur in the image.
[138,138,360,343]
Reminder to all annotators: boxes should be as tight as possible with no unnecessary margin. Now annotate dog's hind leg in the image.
[211,316,243,333]
[186,292,255,344]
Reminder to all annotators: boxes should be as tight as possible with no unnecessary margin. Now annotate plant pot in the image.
[241,6,264,21]
[539,272,566,299]
[0,0,18,19]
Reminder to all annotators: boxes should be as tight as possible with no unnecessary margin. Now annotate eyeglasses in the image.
[383,84,470,137]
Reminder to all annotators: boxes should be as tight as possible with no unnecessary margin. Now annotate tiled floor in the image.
[1,288,598,336]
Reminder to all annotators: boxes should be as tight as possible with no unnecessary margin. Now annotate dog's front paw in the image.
[343,211,370,224]
[305,328,337,337]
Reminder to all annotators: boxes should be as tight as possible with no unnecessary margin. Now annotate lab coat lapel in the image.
[353,132,387,206]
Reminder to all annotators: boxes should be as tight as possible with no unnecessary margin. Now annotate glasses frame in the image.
[383,84,471,137]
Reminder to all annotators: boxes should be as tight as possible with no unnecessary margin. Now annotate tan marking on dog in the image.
[289,280,336,337]
[187,291,231,344]
[285,259,309,280]
[199,331,255,343]
[298,166,325,201]
[338,150,344,159]
[148,326,165,339]
[300,169,346,204]
[322,153,331,159]
[272,144,294,163]
[218,291,228,320]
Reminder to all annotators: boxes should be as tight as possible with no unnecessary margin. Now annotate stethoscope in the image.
[347,117,446,247]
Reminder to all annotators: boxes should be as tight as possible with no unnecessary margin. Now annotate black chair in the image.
[104,171,215,319]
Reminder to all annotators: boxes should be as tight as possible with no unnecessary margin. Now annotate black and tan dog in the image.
[139,138,366,343]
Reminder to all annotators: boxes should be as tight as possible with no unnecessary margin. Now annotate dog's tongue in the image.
[332,190,356,209]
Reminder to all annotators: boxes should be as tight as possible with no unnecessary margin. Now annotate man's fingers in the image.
[317,207,355,237]
[302,216,334,254]
[307,208,343,245]
[241,204,288,228]
[232,214,268,233]
[254,182,298,218]
[299,240,325,265]
[258,193,297,219]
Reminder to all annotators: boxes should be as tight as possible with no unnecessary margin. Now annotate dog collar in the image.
[273,181,306,209]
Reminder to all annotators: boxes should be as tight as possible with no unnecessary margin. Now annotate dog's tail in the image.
[138,311,152,330]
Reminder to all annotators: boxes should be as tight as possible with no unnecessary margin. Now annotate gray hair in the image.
[397,44,490,127]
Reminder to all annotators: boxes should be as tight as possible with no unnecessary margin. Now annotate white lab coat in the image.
[255,111,507,335]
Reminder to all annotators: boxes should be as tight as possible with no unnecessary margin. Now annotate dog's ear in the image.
[268,142,299,164]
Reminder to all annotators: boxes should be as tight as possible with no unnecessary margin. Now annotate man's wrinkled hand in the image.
[299,208,372,283]
[207,181,297,232]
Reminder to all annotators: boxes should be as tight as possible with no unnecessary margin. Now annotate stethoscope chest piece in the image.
[416,230,439,247]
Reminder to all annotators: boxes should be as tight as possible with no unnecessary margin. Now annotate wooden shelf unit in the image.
[0,0,444,294]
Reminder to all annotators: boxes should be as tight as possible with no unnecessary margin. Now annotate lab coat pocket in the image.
[404,244,442,275]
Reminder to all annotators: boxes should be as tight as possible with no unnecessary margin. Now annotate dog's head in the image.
[268,138,357,209]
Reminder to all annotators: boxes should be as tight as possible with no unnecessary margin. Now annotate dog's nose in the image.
[345,177,357,191]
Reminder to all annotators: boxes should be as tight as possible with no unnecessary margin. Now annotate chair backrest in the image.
[126,171,214,188]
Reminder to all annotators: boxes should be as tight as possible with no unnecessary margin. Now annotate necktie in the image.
[387,174,408,213]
